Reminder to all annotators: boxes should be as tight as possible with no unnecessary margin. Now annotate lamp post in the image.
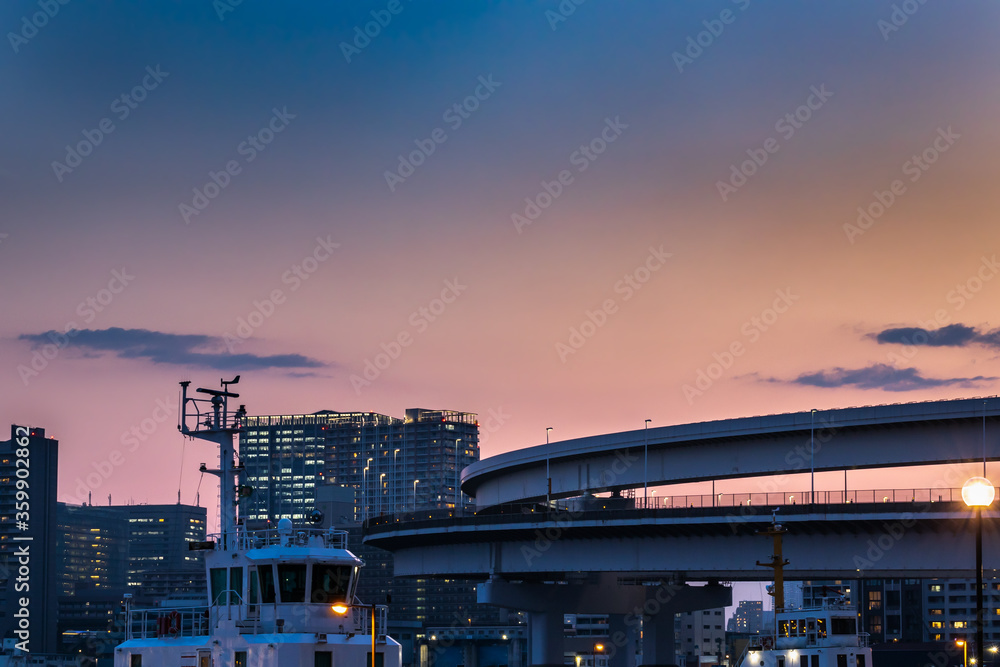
[362,466,369,522]
[644,419,651,505]
[413,479,420,510]
[333,603,378,667]
[455,438,462,513]
[810,409,816,504]
[546,427,552,508]
[963,476,996,667]
[378,473,386,517]
[959,640,968,667]
[393,448,400,514]
[365,457,373,519]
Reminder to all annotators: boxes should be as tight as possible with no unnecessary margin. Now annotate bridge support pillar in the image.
[607,614,637,667]
[509,637,524,667]
[465,642,479,667]
[641,608,675,667]
[527,611,565,667]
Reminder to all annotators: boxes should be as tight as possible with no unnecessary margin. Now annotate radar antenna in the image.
[178,378,247,550]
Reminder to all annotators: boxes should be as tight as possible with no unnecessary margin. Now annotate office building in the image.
[56,503,129,650]
[118,503,207,604]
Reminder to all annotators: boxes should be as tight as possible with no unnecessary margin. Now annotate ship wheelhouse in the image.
[203,522,364,634]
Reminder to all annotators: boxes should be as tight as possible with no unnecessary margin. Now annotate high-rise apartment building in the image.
[728,600,764,635]
[241,408,479,524]
[240,407,491,637]
[0,425,59,653]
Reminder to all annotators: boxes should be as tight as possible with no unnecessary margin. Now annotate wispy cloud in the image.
[18,327,327,372]
[872,323,1000,348]
[763,363,996,392]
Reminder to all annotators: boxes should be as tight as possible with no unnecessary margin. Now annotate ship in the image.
[737,513,872,667]
[114,377,402,667]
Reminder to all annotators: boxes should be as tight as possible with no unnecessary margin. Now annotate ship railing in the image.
[353,603,390,642]
[858,632,870,648]
[125,604,213,641]
[207,527,349,550]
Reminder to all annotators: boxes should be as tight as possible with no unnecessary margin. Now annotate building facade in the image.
[117,503,207,604]
[678,607,726,665]
[241,408,479,524]
[727,600,764,635]
[239,408,492,645]
[0,425,60,653]
[56,503,129,651]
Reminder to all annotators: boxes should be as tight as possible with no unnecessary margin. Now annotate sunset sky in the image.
[3,0,1000,528]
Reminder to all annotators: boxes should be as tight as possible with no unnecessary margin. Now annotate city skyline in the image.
[3,2,1000,515]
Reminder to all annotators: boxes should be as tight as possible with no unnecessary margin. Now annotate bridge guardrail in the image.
[363,486,986,532]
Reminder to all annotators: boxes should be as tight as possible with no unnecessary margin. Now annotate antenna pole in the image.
[757,512,789,612]
[180,379,245,550]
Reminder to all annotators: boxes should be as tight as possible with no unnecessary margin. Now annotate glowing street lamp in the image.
[958,640,968,667]
[964,476,996,667]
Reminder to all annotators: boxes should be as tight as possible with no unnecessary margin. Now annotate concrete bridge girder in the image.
[378,509,996,579]
[477,576,732,615]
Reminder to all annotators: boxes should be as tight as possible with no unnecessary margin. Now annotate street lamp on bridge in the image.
[963,476,996,667]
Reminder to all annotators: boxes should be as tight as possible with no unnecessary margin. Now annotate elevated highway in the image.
[364,397,1000,667]
[367,497,998,580]
[461,397,1000,508]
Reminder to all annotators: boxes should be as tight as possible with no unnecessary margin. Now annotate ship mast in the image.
[178,377,246,551]
[756,510,789,611]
